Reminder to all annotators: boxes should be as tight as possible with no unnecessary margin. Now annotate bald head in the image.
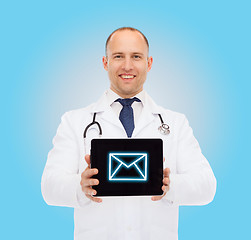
[105,27,149,56]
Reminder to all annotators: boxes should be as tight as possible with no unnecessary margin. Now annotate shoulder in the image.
[59,103,96,127]
[160,106,186,121]
[158,107,188,134]
[144,92,187,123]
[57,91,108,127]
[144,92,190,137]
[64,103,94,118]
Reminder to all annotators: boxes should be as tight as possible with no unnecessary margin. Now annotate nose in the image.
[122,57,133,71]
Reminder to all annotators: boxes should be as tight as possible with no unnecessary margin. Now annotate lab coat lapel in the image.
[132,92,163,137]
[90,91,122,129]
[132,108,154,137]
[91,91,163,136]
[100,108,122,129]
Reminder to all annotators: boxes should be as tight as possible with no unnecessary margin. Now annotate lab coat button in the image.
[127,226,132,231]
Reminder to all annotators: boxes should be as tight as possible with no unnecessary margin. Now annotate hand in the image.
[80,154,102,203]
[151,167,170,201]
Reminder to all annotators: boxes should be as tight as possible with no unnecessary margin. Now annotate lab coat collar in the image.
[90,90,114,113]
[143,91,164,115]
[90,90,121,129]
[106,88,146,107]
[132,91,164,136]
[90,90,163,115]
[90,90,164,135]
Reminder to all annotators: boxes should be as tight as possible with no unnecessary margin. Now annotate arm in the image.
[41,112,90,207]
[163,114,216,205]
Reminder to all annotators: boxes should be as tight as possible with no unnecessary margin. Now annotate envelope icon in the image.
[108,153,148,181]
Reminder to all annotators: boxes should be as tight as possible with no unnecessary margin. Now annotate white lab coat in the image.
[41,90,216,240]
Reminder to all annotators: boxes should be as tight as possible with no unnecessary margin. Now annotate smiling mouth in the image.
[119,74,136,80]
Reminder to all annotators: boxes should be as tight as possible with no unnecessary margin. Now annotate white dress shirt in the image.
[106,88,145,126]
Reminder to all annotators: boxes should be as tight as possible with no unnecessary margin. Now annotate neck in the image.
[110,87,143,98]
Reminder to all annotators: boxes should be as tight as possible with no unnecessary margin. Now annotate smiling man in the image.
[103,29,153,98]
[41,27,216,240]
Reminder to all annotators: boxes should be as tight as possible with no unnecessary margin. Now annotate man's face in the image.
[103,30,153,98]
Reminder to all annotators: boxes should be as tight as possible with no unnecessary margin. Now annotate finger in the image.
[81,178,99,188]
[85,154,91,167]
[163,177,170,186]
[87,178,99,187]
[84,188,102,203]
[162,184,170,192]
[163,157,165,162]
[91,197,103,203]
[82,186,97,196]
[82,168,98,179]
[151,196,162,201]
[151,185,167,201]
[163,168,170,177]
[85,194,102,203]
[81,177,99,189]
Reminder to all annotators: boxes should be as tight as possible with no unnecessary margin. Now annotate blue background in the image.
[1,0,250,239]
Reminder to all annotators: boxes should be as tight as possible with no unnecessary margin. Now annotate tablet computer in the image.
[90,138,163,197]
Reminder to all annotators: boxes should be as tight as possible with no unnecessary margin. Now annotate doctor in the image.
[41,27,216,240]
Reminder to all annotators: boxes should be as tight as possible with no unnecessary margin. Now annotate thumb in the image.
[85,154,91,167]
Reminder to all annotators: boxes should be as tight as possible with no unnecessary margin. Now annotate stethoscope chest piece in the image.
[157,114,170,135]
[158,123,170,135]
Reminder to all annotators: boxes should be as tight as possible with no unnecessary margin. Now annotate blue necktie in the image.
[115,97,141,138]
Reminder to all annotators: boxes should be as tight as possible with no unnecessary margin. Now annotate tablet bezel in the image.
[90,138,163,197]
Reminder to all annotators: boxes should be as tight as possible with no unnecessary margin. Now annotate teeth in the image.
[121,75,134,79]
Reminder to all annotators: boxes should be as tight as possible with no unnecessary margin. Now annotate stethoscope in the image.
[83,112,170,140]
[157,114,170,135]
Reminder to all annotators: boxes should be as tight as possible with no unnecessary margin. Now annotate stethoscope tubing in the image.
[83,112,170,139]
[83,113,102,138]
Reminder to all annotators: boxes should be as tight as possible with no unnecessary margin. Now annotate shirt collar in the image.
[91,89,162,114]
[106,88,146,106]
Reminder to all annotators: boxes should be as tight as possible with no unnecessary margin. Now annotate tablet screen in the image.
[90,138,163,197]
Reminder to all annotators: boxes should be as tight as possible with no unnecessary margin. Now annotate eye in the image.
[114,55,122,59]
[133,55,141,59]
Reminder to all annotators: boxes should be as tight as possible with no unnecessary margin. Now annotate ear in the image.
[102,56,108,71]
[147,56,153,72]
